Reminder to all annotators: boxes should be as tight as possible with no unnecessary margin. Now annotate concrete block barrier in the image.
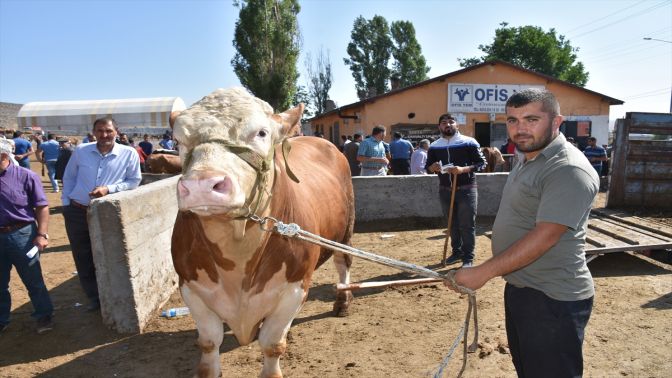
[88,176,180,333]
[87,173,507,333]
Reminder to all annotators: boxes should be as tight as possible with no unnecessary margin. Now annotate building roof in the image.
[312,60,624,120]
[17,97,186,118]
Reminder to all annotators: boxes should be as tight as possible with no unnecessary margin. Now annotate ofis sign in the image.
[448,84,544,114]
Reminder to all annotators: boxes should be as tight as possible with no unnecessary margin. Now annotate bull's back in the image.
[274,137,354,241]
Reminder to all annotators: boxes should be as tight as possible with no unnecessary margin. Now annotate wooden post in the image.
[336,278,443,292]
[607,118,629,207]
[441,172,459,266]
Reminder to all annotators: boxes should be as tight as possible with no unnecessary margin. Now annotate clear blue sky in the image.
[1,0,670,126]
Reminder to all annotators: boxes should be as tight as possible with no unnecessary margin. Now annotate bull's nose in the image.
[213,177,232,194]
[178,176,233,198]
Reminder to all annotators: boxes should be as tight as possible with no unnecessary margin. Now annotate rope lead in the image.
[250,216,479,378]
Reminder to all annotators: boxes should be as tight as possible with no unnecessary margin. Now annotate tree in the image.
[390,21,430,88]
[292,84,313,119]
[459,22,589,87]
[232,0,301,111]
[344,15,393,100]
[305,47,332,115]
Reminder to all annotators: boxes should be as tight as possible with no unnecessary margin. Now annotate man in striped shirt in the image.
[582,137,607,175]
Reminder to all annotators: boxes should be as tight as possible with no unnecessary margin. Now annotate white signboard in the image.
[448,84,545,114]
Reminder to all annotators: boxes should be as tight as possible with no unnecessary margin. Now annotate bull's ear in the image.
[274,103,304,140]
[169,111,182,129]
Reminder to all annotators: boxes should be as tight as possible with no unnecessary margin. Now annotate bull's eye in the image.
[257,130,267,138]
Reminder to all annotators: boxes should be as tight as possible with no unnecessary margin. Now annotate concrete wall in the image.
[353,173,507,228]
[88,176,180,333]
[87,173,507,333]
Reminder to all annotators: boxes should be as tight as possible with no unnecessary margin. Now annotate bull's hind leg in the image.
[257,282,306,378]
[181,285,224,378]
[332,251,354,317]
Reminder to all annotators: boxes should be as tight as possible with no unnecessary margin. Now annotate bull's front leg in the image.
[181,285,224,378]
[332,251,354,317]
[257,282,306,378]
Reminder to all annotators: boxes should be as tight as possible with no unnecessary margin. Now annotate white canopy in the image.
[18,97,186,117]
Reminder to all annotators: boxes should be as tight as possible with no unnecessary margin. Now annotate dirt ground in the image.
[1,160,670,378]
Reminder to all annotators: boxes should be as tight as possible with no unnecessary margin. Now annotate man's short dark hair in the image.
[14,130,23,138]
[93,116,118,131]
[371,125,386,136]
[587,136,597,142]
[47,133,55,140]
[505,88,560,118]
[438,113,455,124]
[393,132,402,139]
[353,133,362,139]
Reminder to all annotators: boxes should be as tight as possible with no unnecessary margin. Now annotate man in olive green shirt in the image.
[446,89,599,377]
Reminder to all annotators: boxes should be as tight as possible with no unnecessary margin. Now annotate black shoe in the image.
[444,254,463,265]
[36,316,54,334]
[86,299,101,312]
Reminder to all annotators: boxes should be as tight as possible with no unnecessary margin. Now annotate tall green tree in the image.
[344,15,393,100]
[390,21,430,88]
[305,46,332,115]
[292,84,313,119]
[459,22,589,87]
[232,0,301,111]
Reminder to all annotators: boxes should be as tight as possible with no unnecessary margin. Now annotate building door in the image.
[475,122,490,147]
[491,123,508,150]
[561,121,591,150]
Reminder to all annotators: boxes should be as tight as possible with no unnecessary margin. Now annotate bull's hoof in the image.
[333,304,350,317]
[333,291,353,317]
[195,363,221,378]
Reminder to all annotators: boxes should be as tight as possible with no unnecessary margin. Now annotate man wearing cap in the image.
[61,117,141,311]
[0,139,54,334]
[426,113,487,268]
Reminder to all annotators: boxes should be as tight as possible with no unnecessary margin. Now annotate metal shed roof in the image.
[17,97,186,117]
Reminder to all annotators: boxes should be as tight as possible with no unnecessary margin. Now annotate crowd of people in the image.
[1,89,604,376]
[0,122,174,334]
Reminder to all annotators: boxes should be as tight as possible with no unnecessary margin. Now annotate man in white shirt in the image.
[410,139,429,174]
[62,117,141,311]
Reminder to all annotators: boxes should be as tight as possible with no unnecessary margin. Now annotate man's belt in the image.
[0,221,32,233]
[70,200,89,210]
[439,184,478,191]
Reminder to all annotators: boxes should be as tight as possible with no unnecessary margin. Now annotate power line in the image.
[585,42,671,63]
[623,88,671,101]
[564,0,648,34]
[579,26,672,59]
[569,1,670,40]
[588,49,671,67]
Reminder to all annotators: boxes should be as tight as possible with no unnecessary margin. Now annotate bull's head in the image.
[173,88,303,217]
